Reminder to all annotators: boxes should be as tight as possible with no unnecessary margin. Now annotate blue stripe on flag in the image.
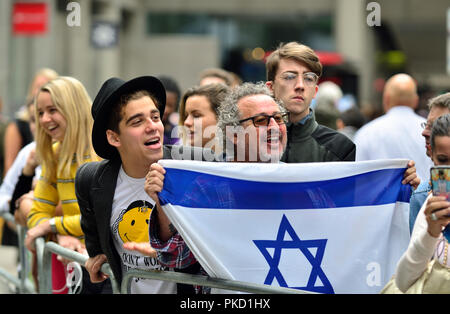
[159,167,411,210]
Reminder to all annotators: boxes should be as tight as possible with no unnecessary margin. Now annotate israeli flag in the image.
[158,159,411,294]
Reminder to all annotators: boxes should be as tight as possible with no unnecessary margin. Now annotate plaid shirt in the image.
[149,208,210,293]
[149,208,197,269]
[149,173,237,294]
[149,174,235,269]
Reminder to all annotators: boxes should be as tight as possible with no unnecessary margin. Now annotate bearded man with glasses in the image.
[265,41,356,163]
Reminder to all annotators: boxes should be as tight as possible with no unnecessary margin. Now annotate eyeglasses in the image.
[279,71,319,87]
[420,122,432,130]
[239,112,289,127]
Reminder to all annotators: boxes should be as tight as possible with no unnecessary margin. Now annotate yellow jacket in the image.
[27,144,98,238]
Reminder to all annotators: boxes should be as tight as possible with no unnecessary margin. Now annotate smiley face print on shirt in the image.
[112,200,153,244]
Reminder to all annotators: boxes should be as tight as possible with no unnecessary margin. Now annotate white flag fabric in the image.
[158,159,411,294]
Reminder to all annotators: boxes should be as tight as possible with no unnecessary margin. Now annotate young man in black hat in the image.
[75,76,209,293]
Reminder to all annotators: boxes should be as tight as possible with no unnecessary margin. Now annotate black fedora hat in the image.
[91,76,166,160]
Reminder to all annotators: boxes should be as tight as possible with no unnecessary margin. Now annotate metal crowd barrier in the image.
[34,237,121,294]
[121,269,308,294]
[0,211,310,294]
[0,212,35,294]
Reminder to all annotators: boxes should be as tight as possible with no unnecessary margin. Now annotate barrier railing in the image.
[38,238,308,294]
[121,269,309,294]
[0,211,311,294]
[34,237,120,294]
[0,212,35,294]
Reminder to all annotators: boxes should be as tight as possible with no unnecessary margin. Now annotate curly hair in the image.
[216,82,287,156]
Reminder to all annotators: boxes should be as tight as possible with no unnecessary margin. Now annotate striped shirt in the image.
[27,143,98,238]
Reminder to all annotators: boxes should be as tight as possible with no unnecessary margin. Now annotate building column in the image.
[0,0,11,116]
[92,0,121,90]
[335,0,376,106]
[65,0,95,96]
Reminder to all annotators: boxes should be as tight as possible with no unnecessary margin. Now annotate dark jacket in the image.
[75,145,217,285]
[281,113,356,163]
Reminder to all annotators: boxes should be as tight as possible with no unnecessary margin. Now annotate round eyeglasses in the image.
[279,71,318,87]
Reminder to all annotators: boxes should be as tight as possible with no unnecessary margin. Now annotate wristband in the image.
[49,217,57,233]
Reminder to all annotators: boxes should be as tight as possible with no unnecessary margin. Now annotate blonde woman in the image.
[24,76,102,293]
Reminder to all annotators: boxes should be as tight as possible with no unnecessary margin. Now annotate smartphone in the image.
[430,166,450,237]
[430,166,450,199]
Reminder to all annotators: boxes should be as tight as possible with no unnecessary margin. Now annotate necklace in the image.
[140,200,150,213]
[119,167,153,213]
[444,240,448,267]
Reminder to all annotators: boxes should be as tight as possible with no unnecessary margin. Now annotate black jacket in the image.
[75,145,217,285]
[281,113,356,163]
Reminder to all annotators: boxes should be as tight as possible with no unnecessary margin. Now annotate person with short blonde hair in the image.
[26,68,59,104]
[3,68,59,177]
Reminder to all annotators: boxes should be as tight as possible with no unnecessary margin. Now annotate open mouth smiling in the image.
[144,138,160,146]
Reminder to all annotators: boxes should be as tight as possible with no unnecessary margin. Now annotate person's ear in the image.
[314,84,319,96]
[336,118,345,130]
[106,129,121,148]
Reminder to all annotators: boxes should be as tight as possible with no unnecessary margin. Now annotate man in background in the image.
[354,73,433,183]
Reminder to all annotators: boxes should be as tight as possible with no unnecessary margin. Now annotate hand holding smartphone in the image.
[430,166,450,200]
[430,166,450,241]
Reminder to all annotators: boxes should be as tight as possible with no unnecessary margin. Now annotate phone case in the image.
[430,166,450,226]
[430,166,450,199]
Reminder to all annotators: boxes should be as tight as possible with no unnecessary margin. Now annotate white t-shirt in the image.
[110,166,176,294]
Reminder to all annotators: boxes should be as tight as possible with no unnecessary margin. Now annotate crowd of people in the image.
[0,40,448,294]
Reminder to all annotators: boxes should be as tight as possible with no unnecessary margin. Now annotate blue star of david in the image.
[253,214,334,294]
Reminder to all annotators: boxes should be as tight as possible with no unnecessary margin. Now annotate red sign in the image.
[12,2,48,35]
